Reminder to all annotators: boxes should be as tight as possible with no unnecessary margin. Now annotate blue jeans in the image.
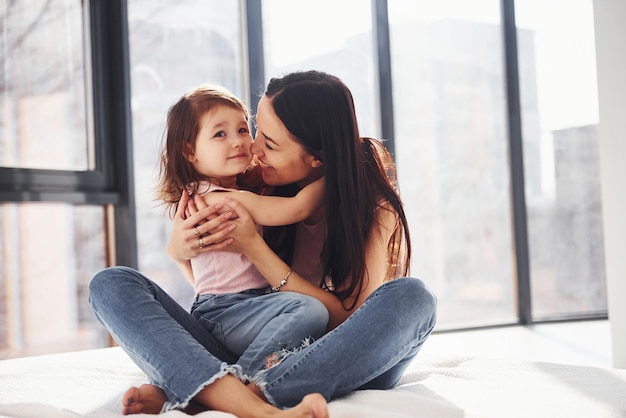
[89,266,437,410]
[255,277,437,407]
[190,289,328,378]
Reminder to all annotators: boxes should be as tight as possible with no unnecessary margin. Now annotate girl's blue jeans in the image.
[88,266,437,411]
[190,288,328,378]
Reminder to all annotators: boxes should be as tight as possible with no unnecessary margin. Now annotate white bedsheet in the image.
[1,347,626,417]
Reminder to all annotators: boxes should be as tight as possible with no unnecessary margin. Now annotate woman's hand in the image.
[212,196,264,254]
[166,191,236,262]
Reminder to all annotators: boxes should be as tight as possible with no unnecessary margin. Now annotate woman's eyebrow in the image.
[263,132,280,147]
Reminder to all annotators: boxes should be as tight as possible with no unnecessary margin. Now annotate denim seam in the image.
[161,362,230,412]
[254,289,378,403]
[222,364,252,384]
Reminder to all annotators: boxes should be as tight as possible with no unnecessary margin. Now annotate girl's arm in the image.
[217,197,397,330]
[200,177,324,226]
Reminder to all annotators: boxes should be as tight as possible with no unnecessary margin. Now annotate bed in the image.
[2,346,626,418]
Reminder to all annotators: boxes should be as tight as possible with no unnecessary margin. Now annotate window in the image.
[515,0,606,319]
[262,0,379,137]
[0,1,110,358]
[1,1,608,358]
[0,203,107,358]
[0,1,91,171]
[0,0,130,359]
[388,0,516,327]
[388,0,606,327]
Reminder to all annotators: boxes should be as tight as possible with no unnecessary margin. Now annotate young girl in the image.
[155,84,328,379]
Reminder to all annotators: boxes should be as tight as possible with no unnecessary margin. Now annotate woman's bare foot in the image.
[246,384,327,418]
[122,384,167,415]
[237,393,328,418]
[289,393,329,418]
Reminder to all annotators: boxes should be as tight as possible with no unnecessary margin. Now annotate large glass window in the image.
[0,1,609,359]
[0,1,91,171]
[388,0,516,327]
[127,0,247,308]
[0,1,112,360]
[515,0,606,319]
[0,203,107,358]
[262,0,379,137]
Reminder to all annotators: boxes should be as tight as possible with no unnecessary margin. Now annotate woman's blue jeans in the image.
[88,266,437,410]
[255,275,437,407]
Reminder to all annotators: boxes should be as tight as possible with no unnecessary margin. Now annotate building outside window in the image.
[389,0,517,326]
[515,0,605,319]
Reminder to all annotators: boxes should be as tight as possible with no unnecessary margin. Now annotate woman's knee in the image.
[384,277,437,329]
[391,277,436,306]
[297,295,329,335]
[411,278,437,316]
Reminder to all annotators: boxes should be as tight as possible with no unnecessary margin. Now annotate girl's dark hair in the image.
[264,70,411,309]
[155,84,254,218]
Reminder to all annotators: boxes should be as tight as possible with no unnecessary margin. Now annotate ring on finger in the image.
[198,236,206,248]
[193,227,201,237]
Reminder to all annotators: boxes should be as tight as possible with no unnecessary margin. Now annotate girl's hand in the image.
[167,191,235,262]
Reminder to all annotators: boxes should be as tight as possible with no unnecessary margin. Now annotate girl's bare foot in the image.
[122,384,167,415]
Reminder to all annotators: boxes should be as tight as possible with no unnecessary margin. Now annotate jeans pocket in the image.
[191,295,228,346]
[197,315,226,347]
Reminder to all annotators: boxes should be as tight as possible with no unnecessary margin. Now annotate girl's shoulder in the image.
[188,181,233,196]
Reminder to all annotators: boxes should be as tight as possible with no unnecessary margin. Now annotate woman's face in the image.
[252,96,321,187]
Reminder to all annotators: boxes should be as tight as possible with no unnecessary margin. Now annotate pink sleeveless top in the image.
[190,183,267,295]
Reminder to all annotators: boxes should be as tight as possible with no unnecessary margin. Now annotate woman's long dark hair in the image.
[264,70,411,309]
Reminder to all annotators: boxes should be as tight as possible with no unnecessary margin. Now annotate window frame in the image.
[0,0,607,330]
[0,0,137,267]
[374,0,606,328]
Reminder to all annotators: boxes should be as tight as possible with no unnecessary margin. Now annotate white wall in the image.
[593,0,626,369]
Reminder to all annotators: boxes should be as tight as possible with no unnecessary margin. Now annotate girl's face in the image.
[252,96,322,187]
[187,105,252,188]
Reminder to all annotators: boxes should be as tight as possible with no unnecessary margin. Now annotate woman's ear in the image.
[303,153,323,168]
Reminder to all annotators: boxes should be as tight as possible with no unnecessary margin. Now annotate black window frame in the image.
[0,0,137,268]
[0,0,606,328]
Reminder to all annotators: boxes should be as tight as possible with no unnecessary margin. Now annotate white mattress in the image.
[1,346,626,417]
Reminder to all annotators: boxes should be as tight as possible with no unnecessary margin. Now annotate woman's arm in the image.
[219,197,396,330]
[341,202,399,312]
[167,191,238,273]
[200,177,324,226]
[219,198,347,329]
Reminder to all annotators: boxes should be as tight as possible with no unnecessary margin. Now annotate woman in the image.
[89,70,437,417]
